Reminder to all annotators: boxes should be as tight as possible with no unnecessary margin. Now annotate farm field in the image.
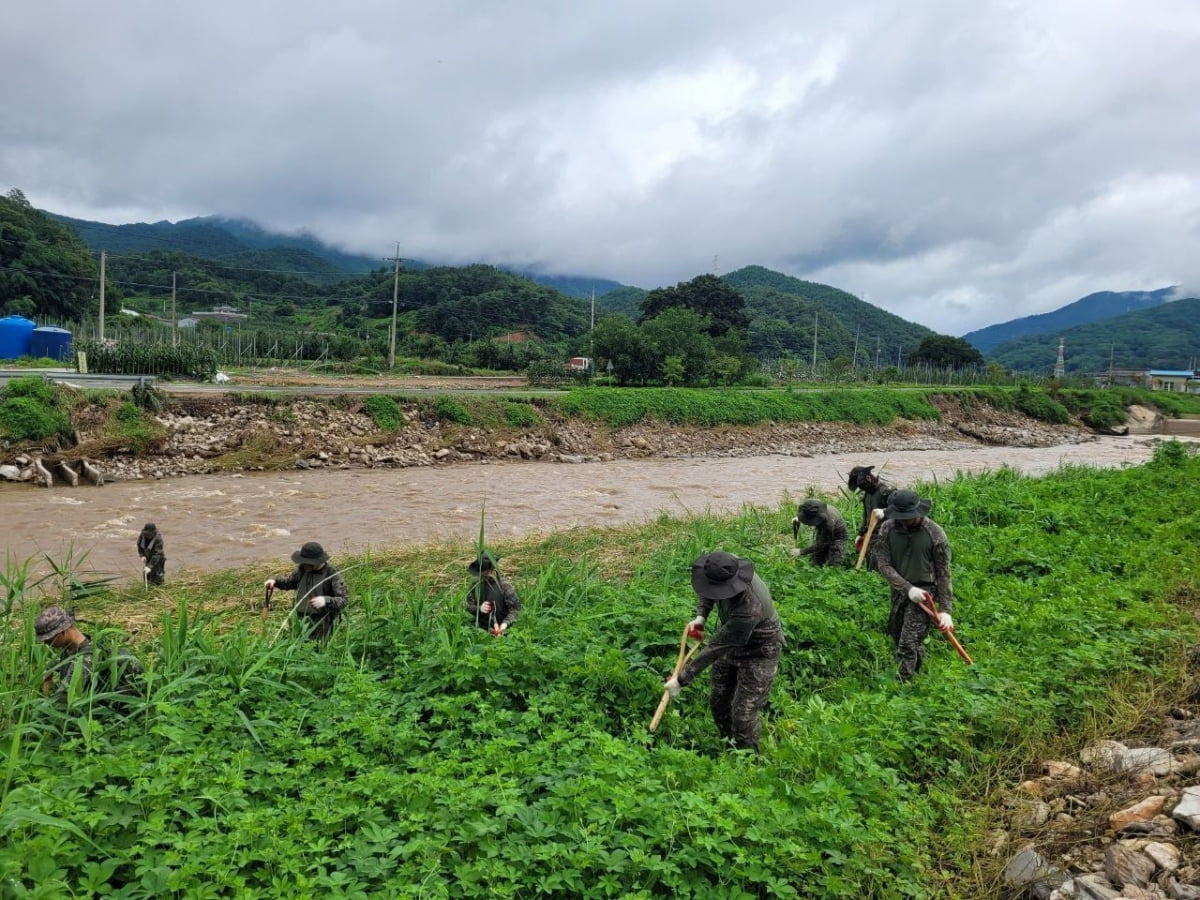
[1,442,1198,898]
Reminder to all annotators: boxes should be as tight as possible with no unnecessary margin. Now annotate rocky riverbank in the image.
[996,696,1200,898]
[24,392,1094,483]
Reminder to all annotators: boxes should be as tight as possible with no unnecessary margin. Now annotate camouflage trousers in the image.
[887,590,932,681]
[708,647,781,751]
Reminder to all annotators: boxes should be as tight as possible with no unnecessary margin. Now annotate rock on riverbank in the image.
[23,393,1093,483]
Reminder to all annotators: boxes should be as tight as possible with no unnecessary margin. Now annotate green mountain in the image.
[989,297,1200,374]
[964,288,1176,353]
[722,266,937,363]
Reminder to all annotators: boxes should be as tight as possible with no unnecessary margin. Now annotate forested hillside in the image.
[964,287,1178,353]
[988,297,1200,374]
[723,266,936,362]
[0,189,98,320]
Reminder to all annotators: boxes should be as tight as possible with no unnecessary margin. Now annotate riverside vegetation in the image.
[4,378,1200,482]
[0,441,1198,898]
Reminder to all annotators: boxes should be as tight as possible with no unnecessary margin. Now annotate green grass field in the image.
[1,441,1198,898]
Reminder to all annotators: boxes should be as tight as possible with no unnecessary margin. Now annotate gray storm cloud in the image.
[2,0,1198,334]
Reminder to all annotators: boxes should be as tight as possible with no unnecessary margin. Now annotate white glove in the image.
[938,613,953,631]
[688,616,705,629]
[791,516,800,529]
[664,676,682,697]
[908,586,931,603]
[264,578,276,589]
[480,601,494,614]
[788,547,802,559]
[144,566,151,575]
[873,508,885,520]
[309,595,328,610]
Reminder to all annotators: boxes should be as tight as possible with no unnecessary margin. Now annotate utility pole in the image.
[388,243,400,369]
[589,289,596,371]
[172,272,178,347]
[98,250,106,341]
[811,311,818,374]
[851,327,860,370]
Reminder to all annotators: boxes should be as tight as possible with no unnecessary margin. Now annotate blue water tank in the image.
[30,326,73,362]
[0,316,36,360]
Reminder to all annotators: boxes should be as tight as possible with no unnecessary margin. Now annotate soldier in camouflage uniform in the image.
[265,542,349,641]
[791,499,848,567]
[464,552,521,636]
[848,465,897,568]
[137,523,166,585]
[870,490,955,682]
[35,606,144,698]
[664,552,784,751]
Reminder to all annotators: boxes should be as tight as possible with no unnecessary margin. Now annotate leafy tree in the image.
[911,335,985,368]
[639,273,748,336]
[0,189,99,320]
[592,315,658,385]
[640,307,715,384]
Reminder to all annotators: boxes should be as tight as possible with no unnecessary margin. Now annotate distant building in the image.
[191,305,248,323]
[1148,369,1200,393]
[177,318,198,329]
[566,356,592,372]
[1096,367,1150,388]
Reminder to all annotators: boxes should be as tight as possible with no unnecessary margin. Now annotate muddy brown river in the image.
[0,436,1179,583]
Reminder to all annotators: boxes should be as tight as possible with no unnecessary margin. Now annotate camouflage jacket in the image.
[463,576,521,629]
[679,574,784,686]
[275,563,349,620]
[871,518,954,613]
[137,532,165,568]
[798,505,849,557]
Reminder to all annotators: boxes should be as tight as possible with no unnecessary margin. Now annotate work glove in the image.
[854,535,864,552]
[309,595,328,610]
[791,515,800,535]
[687,615,705,640]
[788,547,802,559]
[490,622,507,636]
[480,600,494,614]
[143,566,151,575]
[264,578,276,590]
[938,613,954,631]
[907,586,932,604]
[873,508,885,521]
[664,676,682,697]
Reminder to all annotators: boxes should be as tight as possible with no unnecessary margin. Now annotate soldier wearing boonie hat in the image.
[662,551,784,751]
[35,606,143,697]
[791,499,848,567]
[464,551,521,636]
[847,465,896,567]
[264,542,349,641]
[870,489,955,682]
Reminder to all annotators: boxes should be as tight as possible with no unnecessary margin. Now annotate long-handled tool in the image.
[261,583,274,633]
[855,509,882,570]
[914,592,973,665]
[650,623,702,732]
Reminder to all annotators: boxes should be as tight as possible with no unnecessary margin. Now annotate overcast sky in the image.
[3,1,1197,335]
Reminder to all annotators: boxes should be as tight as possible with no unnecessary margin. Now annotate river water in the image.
[0,436,1177,582]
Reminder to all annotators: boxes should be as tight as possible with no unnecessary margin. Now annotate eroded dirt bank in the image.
[38,391,1094,483]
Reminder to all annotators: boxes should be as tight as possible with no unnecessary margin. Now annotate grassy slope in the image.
[1,444,1198,898]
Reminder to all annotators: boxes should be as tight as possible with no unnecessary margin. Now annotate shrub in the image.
[503,402,541,428]
[0,395,70,442]
[363,395,404,431]
[435,397,472,425]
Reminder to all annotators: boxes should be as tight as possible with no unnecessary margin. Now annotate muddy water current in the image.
[0,436,1178,583]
